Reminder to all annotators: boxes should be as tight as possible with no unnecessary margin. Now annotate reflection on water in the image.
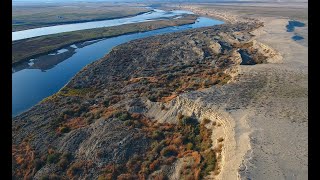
[13,48,76,72]
[12,40,104,73]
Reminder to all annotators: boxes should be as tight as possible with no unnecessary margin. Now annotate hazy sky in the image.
[12,0,308,3]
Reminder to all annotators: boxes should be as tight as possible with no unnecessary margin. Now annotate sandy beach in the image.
[166,2,308,179]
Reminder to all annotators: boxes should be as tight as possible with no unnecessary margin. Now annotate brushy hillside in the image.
[12,21,266,179]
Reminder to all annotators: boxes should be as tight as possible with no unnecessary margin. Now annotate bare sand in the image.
[166,3,308,180]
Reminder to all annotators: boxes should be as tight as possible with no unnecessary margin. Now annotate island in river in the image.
[12,14,198,65]
[12,2,150,31]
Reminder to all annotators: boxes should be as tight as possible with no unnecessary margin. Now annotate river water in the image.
[12,9,193,41]
[12,10,224,117]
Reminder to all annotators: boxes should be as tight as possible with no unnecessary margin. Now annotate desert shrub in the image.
[214,143,223,153]
[67,162,84,177]
[80,112,86,117]
[47,153,61,164]
[151,130,164,140]
[48,174,61,180]
[133,120,143,128]
[200,142,212,152]
[220,75,231,84]
[217,137,224,142]
[40,175,49,180]
[94,109,104,119]
[103,99,110,107]
[152,140,166,154]
[186,142,194,150]
[148,95,157,102]
[166,74,175,81]
[198,124,213,151]
[177,113,184,121]
[130,113,141,120]
[61,109,74,116]
[150,141,159,150]
[97,175,107,180]
[75,105,88,116]
[33,158,44,170]
[60,126,70,133]
[61,87,93,97]
[160,145,178,157]
[179,116,198,127]
[58,152,73,169]
[117,173,138,180]
[58,158,69,169]
[164,156,176,165]
[153,173,168,180]
[149,159,160,171]
[171,136,183,145]
[50,117,64,129]
[141,160,151,172]
[124,120,134,126]
[201,149,216,178]
[213,79,221,85]
[86,114,94,124]
[203,118,211,124]
[115,111,131,121]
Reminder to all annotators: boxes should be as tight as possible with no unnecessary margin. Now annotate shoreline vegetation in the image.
[12,14,198,65]
[12,5,151,32]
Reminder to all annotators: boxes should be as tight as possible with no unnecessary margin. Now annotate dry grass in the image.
[94,112,217,179]
[12,140,36,179]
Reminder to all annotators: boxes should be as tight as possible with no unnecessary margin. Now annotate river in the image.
[12,9,223,117]
[12,9,193,41]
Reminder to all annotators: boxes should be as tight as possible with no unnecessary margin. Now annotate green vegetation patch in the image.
[59,87,94,97]
[47,153,61,164]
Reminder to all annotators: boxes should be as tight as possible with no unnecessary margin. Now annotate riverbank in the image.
[165,2,308,179]
[12,3,150,31]
[12,14,197,65]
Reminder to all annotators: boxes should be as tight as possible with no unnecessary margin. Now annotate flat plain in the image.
[12,2,150,31]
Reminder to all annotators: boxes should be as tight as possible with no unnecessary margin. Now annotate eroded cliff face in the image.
[12,21,280,179]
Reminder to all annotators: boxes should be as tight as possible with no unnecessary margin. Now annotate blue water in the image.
[12,9,194,41]
[292,35,304,41]
[286,20,305,32]
[285,20,305,42]
[12,17,224,116]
